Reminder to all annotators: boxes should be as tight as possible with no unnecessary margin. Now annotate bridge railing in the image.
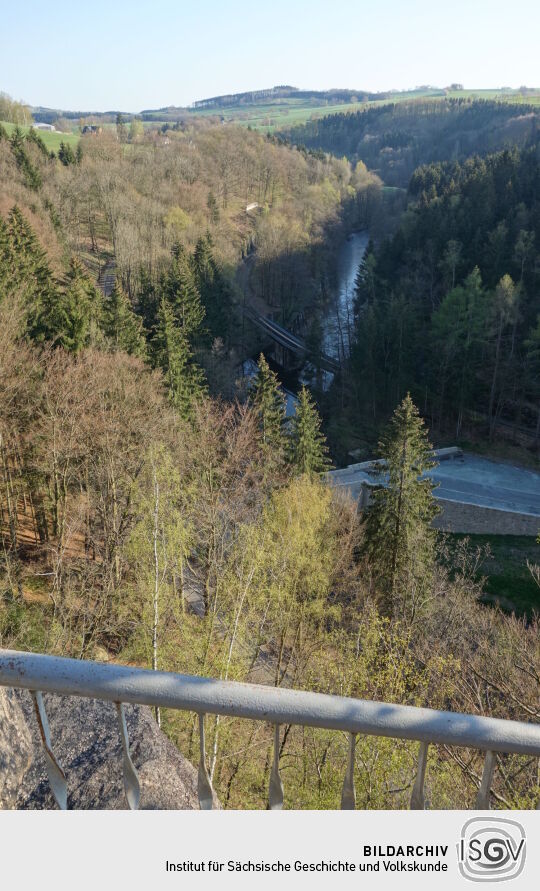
[1,648,539,811]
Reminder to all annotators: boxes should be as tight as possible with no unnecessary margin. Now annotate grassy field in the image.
[180,88,540,131]
[0,120,80,151]
[449,533,540,617]
[445,89,540,106]
[183,90,441,131]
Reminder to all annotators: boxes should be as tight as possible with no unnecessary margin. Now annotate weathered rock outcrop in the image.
[0,688,203,809]
[0,688,34,808]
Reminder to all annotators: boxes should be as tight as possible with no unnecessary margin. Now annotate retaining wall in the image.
[434,499,539,536]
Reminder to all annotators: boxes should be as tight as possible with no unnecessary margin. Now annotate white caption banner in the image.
[1,809,538,890]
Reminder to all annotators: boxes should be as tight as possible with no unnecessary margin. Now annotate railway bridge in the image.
[243,305,339,373]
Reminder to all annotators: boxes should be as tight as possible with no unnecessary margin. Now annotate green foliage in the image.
[58,141,76,165]
[448,533,540,618]
[164,245,205,337]
[0,207,106,353]
[152,298,206,417]
[192,234,234,342]
[431,267,487,425]
[129,118,144,142]
[337,141,540,445]
[26,128,51,158]
[0,119,79,152]
[102,283,147,358]
[0,94,32,125]
[250,354,286,455]
[363,394,439,617]
[206,191,219,224]
[9,128,42,190]
[286,99,540,187]
[1,206,57,321]
[289,386,331,476]
[30,258,103,352]
[2,102,540,813]
[122,444,194,671]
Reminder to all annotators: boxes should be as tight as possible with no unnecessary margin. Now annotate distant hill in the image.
[29,86,540,134]
[190,85,401,109]
[31,106,130,125]
[283,97,540,186]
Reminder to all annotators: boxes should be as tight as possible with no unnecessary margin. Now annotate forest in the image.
[326,141,540,457]
[285,98,540,186]
[0,93,539,810]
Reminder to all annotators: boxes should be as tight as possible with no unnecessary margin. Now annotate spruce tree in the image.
[58,141,76,166]
[152,298,206,418]
[137,270,159,334]
[7,206,53,297]
[61,259,103,352]
[250,354,286,454]
[363,394,439,617]
[26,128,50,158]
[102,283,147,358]
[288,386,331,477]
[9,128,42,190]
[5,206,59,330]
[192,234,232,341]
[0,217,11,298]
[164,246,205,338]
[354,245,377,306]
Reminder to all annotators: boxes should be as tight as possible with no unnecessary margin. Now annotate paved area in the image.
[329,453,540,518]
[430,455,540,517]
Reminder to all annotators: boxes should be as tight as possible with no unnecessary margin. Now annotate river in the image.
[242,230,369,399]
[322,230,370,362]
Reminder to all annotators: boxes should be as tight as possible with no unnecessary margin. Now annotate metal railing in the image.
[1,648,539,811]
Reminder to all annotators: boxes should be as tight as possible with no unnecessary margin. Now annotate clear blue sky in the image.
[2,0,539,111]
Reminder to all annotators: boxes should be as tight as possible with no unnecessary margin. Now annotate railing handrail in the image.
[2,648,540,757]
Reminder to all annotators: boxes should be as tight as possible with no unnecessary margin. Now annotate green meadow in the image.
[0,120,80,151]
[183,88,540,132]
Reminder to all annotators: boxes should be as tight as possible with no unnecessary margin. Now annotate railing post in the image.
[341,733,356,810]
[115,703,140,810]
[31,691,67,810]
[197,713,214,810]
[410,741,429,809]
[475,750,496,809]
[269,723,284,810]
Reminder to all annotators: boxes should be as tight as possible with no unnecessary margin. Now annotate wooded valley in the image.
[1,91,539,809]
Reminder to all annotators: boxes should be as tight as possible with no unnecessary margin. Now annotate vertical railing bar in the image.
[341,732,356,810]
[410,740,429,809]
[269,723,284,810]
[115,702,141,810]
[31,690,68,810]
[197,713,214,810]
[475,749,496,809]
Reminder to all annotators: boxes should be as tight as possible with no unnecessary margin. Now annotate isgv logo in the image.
[458,817,526,882]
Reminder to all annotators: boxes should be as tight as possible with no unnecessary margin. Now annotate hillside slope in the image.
[285,99,540,186]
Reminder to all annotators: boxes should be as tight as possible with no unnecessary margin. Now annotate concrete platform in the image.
[328,452,540,522]
[430,455,540,517]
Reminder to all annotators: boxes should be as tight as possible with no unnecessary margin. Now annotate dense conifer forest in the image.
[327,140,540,453]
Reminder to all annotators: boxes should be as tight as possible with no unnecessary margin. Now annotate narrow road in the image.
[98,259,116,296]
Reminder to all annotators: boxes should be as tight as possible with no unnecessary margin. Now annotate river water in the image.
[322,231,370,362]
[243,230,369,400]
